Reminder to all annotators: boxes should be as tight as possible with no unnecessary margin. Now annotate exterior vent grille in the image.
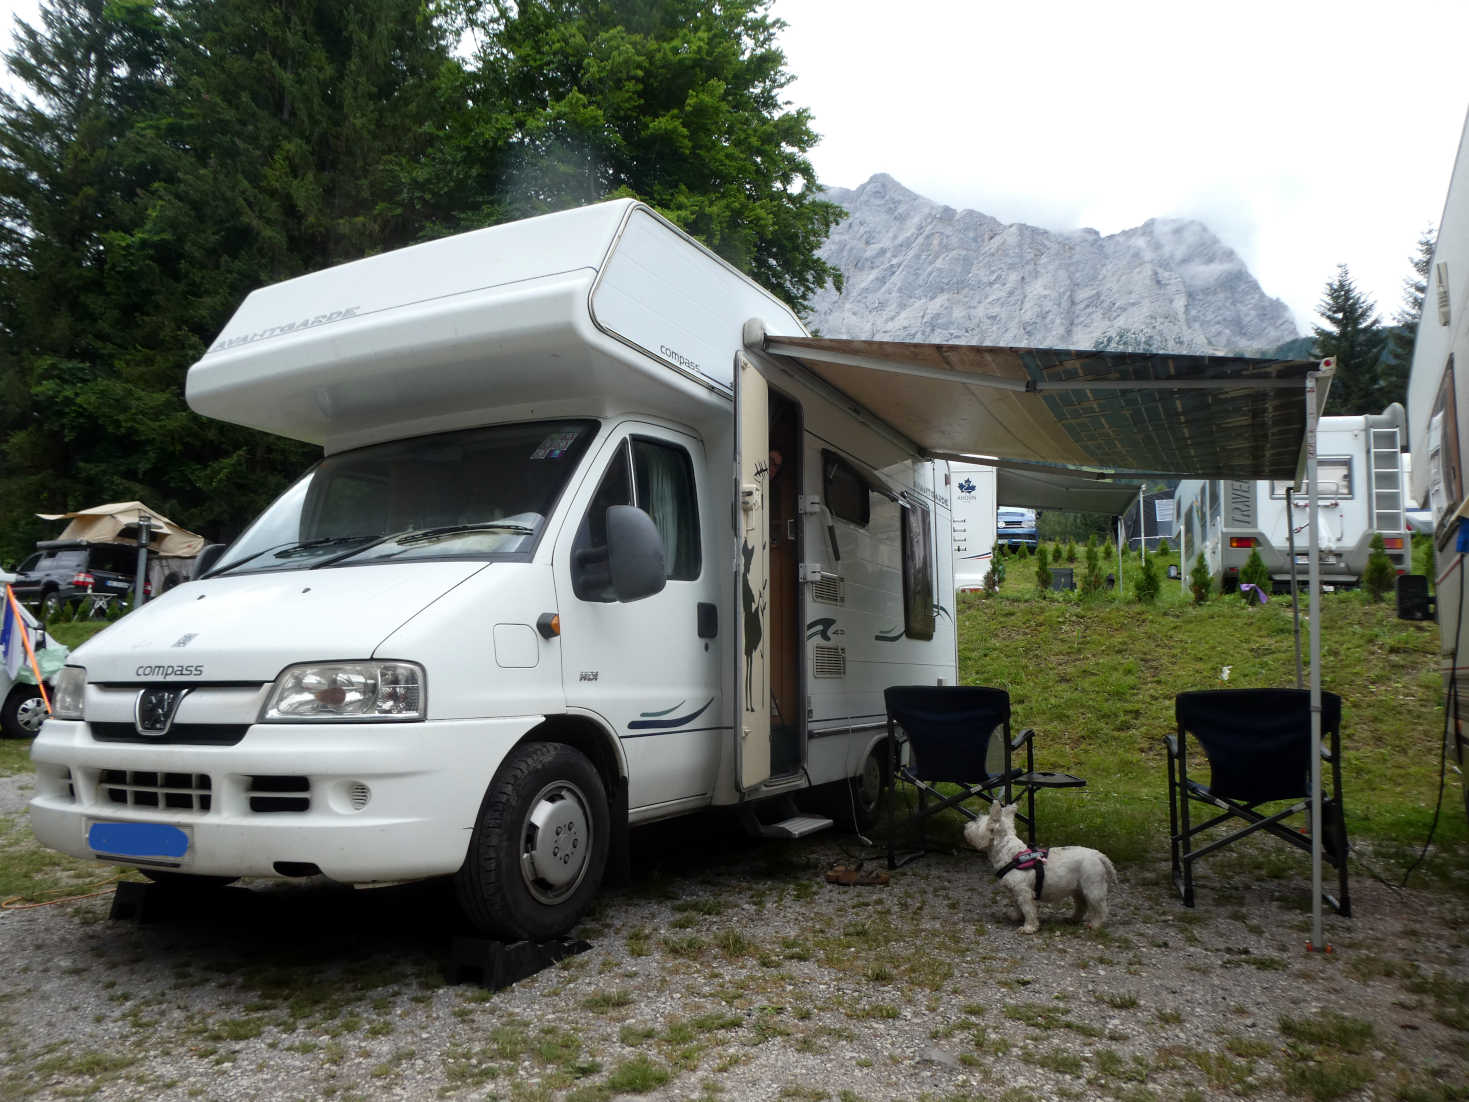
[809,575,845,605]
[812,645,846,679]
[348,782,371,811]
[100,770,211,812]
[248,775,310,813]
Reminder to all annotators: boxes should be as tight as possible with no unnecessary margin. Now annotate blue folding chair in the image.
[1167,688,1350,915]
[883,685,1084,869]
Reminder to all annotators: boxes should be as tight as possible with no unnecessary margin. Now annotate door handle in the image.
[697,602,717,639]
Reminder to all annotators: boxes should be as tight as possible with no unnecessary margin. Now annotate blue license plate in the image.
[88,821,189,859]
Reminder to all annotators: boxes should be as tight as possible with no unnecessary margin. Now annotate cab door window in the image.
[572,444,633,601]
[632,438,701,581]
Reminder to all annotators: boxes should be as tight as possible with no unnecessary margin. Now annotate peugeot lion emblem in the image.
[134,688,191,737]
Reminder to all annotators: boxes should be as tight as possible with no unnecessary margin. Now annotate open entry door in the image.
[735,353,772,791]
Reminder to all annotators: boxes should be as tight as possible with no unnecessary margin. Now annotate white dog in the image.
[962,801,1117,934]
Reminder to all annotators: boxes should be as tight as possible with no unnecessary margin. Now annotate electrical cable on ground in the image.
[2,876,122,910]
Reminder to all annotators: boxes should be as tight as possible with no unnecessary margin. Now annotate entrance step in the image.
[758,813,833,839]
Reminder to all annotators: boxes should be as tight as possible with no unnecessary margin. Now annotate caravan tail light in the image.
[1228,537,1255,549]
[70,572,95,588]
[1381,536,1404,549]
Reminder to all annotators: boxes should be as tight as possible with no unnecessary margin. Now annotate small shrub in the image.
[1081,539,1104,597]
[1065,541,1077,563]
[1134,550,1160,604]
[1156,538,1170,555]
[1035,546,1052,595]
[1362,532,1394,602]
[1239,548,1271,601]
[983,555,1004,594]
[1189,551,1212,605]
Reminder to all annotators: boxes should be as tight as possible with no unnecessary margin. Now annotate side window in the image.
[824,451,870,526]
[572,444,634,602]
[632,438,701,581]
[92,545,132,576]
[901,500,935,640]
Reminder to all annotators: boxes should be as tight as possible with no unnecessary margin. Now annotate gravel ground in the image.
[1,772,1466,1102]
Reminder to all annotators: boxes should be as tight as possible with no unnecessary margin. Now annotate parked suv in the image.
[9,540,143,619]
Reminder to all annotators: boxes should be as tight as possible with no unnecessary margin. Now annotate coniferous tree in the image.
[1313,264,1389,416]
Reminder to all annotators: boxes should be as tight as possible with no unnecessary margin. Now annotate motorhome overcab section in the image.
[1173,405,1409,590]
[28,200,957,941]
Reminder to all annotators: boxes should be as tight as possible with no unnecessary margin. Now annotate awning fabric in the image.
[754,334,1320,481]
[36,501,205,559]
[992,461,1142,515]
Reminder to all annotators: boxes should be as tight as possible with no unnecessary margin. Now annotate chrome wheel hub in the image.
[16,695,47,735]
[519,780,591,905]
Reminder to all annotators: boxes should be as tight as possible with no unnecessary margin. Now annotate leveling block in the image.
[446,935,591,990]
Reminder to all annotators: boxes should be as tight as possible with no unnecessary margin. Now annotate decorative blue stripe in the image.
[637,700,686,718]
[627,697,715,731]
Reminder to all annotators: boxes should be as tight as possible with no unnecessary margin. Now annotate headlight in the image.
[261,661,425,722]
[52,666,86,720]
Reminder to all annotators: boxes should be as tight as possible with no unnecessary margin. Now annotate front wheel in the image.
[1,684,49,739]
[454,742,609,941]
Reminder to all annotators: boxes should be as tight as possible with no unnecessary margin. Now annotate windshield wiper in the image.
[311,522,536,568]
[208,535,374,577]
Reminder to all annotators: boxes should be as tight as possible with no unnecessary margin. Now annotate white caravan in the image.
[1173,405,1409,589]
[949,463,998,591]
[1406,108,1469,822]
[26,200,957,939]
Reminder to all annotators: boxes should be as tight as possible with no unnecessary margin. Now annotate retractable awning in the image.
[992,460,1142,515]
[747,329,1320,481]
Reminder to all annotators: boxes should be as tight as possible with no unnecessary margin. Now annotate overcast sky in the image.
[2,0,1465,337]
[774,0,1469,336]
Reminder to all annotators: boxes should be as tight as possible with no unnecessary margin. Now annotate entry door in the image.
[557,424,721,813]
[735,354,772,791]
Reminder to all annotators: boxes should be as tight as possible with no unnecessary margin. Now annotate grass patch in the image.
[1277,1010,1375,1054]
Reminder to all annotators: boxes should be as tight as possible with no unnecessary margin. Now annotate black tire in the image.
[140,869,239,891]
[39,590,64,621]
[1,684,48,739]
[454,741,609,941]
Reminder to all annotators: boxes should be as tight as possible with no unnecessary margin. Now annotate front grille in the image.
[100,770,212,812]
[248,775,310,813]
[91,722,249,746]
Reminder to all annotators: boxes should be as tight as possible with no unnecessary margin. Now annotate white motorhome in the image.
[1407,108,1469,822]
[949,463,998,591]
[1173,405,1409,589]
[26,201,957,939]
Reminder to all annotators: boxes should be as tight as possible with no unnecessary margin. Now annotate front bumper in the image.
[28,716,539,881]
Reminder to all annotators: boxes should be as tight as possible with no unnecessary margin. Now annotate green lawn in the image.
[968,545,1466,875]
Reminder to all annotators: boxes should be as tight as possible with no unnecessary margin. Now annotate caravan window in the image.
[632,438,701,581]
[1270,458,1352,499]
[823,451,870,527]
[901,500,935,640]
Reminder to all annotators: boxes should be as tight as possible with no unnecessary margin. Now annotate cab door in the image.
[556,423,721,813]
[735,354,772,791]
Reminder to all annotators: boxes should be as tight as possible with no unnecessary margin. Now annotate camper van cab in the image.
[1174,405,1408,589]
[27,201,956,939]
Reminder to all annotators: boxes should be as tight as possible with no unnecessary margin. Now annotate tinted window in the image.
[633,439,700,581]
[901,501,935,640]
[823,451,870,526]
[38,550,85,572]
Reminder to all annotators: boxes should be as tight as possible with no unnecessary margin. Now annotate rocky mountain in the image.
[803,174,1299,355]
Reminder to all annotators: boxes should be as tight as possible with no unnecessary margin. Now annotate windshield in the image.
[210,420,598,576]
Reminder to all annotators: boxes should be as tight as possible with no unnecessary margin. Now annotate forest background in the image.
[0,0,1429,563]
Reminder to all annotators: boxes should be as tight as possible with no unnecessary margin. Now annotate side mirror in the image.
[605,506,667,602]
[193,543,228,579]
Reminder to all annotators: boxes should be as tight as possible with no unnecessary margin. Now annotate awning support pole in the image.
[1287,487,1303,690]
[1305,373,1324,949]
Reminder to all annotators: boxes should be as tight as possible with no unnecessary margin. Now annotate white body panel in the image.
[1174,411,1408,587]
[30,201,956,885]
[950,464,998,591]
[1405,109,1469,800]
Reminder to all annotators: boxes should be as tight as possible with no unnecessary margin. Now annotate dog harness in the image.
[996,847,1049,898]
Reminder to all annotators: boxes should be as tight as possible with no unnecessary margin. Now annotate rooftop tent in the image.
[744,326,1336,948]
[35,501,205,559]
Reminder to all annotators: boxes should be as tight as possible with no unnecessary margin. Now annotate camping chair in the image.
[1166,689,1350,916]
[883,685,1085,869]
